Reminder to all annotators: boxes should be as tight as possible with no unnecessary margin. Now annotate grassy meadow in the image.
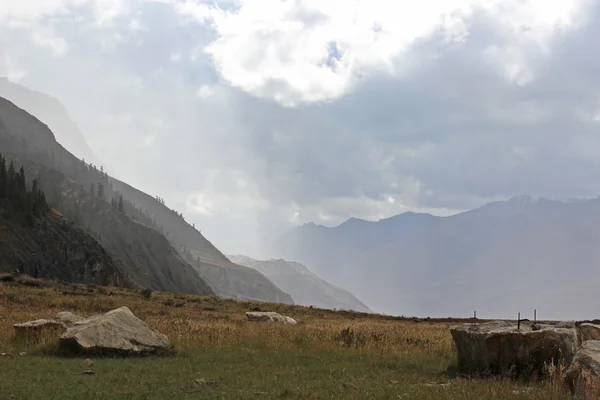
[0,275,571,399]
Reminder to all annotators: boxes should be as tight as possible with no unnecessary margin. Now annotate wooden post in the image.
[534,309,537,323]
[518,312,521,330]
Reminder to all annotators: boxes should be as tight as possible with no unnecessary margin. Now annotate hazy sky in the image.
[1,0,600,256]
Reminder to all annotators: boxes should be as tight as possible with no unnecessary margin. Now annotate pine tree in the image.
[96,183,104,199]
[118,195,124,212]
[0,154,6,199]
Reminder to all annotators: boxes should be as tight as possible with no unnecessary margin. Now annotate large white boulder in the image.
[59,306,169,354]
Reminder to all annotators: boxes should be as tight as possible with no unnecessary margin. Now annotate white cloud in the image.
[92,0,128,26]
[31,28,69,56]
[174,0,587,105]
[0,0,87,23]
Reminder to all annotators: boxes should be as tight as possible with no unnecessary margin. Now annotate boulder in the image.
[59,306,169,355]
[246,312,297,325]
[55,311,84,328]
[555,321,576,329]
[564,340,600,397]
[451,320,578,377]
[13,319,63,340]
[578,324,600,345]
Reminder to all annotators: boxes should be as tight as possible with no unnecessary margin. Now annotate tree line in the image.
[0,153,49,224]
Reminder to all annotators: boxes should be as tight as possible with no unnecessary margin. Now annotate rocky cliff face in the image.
[0,205,126,287]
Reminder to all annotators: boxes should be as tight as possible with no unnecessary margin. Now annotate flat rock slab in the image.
[451,320,578,377]
[14,319,63,340]
[59,306,169,355]
[246,312,297,325]
[565,340,600,397]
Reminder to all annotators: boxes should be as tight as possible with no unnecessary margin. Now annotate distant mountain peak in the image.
[338,217,369,228]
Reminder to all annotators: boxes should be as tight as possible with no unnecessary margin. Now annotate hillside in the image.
[270,196,600,319]
[0,97,214,296]
[0,155,125,286]
[229,255,371,312]
[0,80,293,305]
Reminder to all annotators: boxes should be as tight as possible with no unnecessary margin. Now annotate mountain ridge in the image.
[269,195,600,319]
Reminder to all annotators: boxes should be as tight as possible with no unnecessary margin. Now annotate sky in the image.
[1,0,600,257]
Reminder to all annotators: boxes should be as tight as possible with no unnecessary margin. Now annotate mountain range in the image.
[0,79,292,304]
[269,196,600,320]
[229,255,371,312]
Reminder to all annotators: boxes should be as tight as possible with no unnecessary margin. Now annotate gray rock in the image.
[577,324,600,345]
[246,312,297,325]
[451,320,578,376]
[564,340,600,396]
[55,311,84,328]
[59,306,169,355]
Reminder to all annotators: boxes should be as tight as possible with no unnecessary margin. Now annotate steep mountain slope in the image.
[0,80,292,305]
[0,97,214,296]
[229,255,371,312]
[0,205,126,286]
[0,78,97,164]
[270,197,600,320]
[109,179,292,304]
[0,155,124,286]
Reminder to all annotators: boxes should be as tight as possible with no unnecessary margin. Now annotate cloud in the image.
[173,0,588,106]
[1,0,600,258]
[31,28,69,56]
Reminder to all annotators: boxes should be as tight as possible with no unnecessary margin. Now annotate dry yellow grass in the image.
[0,275,573,399]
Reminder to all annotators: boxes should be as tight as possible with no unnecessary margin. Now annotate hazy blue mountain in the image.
[269,196,600,320]
[229,255,371,312]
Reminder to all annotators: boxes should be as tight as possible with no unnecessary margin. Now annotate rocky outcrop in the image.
[451,321,578,376]
[564,340,600,397]
[59,306,169,355]
[246,312,297,325]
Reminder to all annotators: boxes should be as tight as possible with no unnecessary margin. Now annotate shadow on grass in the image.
[28,340,182,359]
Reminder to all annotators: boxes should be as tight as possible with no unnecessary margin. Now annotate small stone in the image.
[83,370,95,375]
[18,352,26,356]
[83,358,94,368]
